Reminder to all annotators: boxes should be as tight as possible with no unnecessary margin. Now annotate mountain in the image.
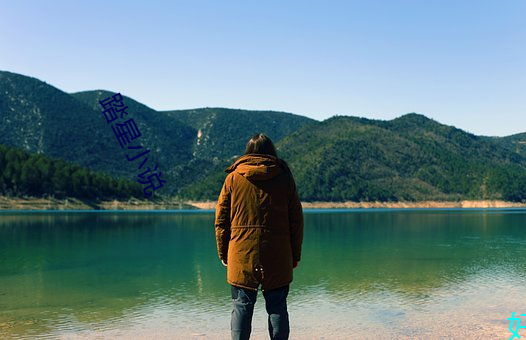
[0,71,117,171]
[163,107,315,161]
[71,90,198,193]
[1,70,525,202]
[275,114,526,201]
[0,71,195,185]
[183,114,526,202]
[71,90,196,169]
[0,71,314,197]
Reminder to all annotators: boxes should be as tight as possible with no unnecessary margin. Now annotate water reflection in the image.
[1,210,525,338]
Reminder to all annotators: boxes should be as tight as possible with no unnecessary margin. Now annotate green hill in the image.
[488,132,526,158]
[276,114,526,201]
[1,70,525,202]
[163,107,315,160]
[184,114,526,202]
[71,90,197,169]
[0,71,118,172]
[0,71,314,197]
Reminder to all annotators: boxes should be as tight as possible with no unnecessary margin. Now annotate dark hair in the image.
[244,133,277,156]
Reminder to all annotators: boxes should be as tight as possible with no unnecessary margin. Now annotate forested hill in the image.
[489,132,526,158]
[1,70,525,202]
[277,114,526,202]
[0,71,314,198]
[182,114,526,202]
[162,108,315,160]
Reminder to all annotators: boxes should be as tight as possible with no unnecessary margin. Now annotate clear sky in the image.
[1,0,524,136]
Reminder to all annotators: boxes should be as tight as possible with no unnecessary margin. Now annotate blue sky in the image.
[1,0,524,136]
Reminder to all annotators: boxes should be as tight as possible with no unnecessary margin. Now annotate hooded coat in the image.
[215,154,304,291]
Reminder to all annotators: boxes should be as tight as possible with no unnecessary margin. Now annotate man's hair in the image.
[244,133,277,156]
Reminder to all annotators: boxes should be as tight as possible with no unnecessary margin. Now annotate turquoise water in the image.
[1,209,525,339]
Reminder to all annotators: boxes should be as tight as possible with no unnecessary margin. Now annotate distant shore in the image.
[1,196,525,211]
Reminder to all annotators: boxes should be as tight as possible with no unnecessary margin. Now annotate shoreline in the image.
[1,196,525,210]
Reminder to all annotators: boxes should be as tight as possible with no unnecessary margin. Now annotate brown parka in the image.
[215,154,304,291]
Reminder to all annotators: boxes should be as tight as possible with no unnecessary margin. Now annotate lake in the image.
[1,209,525,339]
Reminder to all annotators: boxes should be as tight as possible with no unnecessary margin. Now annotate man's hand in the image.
[293,260,299,269]
[221,259,228,267]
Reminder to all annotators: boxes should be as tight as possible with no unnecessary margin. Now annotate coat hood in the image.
[225,154,288,181]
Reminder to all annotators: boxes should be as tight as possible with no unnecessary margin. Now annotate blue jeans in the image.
[231,284,290,340]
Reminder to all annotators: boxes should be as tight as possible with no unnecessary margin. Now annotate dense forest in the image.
[0,144,144,199]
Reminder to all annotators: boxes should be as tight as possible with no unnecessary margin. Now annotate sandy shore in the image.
[0,196,196,211]
[300,200,526,209]
[0,196,525,210]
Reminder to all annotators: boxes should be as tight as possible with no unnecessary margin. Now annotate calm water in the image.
[1,209,526,339]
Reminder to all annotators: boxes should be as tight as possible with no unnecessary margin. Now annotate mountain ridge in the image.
[1,70,525,202]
